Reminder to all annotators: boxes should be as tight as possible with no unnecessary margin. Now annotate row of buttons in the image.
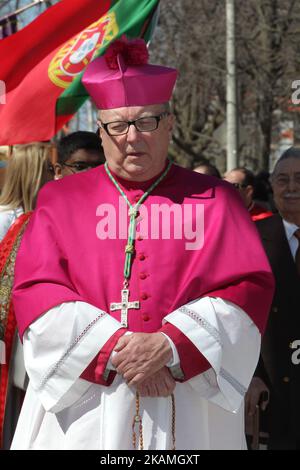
[137,234,149,321]
[126,192,149,322]
[136,214,152,321]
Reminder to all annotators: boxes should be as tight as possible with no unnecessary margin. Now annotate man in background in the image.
[54,131,105,179]
[193,163,221,178]
[246,147,300,449]
[224,167,273,221]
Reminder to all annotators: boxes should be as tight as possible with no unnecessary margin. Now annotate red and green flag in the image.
[0,0,160,145]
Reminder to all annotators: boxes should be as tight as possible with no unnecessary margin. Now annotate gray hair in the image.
[272,146,300,177]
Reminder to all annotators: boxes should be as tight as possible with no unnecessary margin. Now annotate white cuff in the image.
[24,302,123,413]
[163,297,261,412]
[160,332,180,367]
[107,331,133,371]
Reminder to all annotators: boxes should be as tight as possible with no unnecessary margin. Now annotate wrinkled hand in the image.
[111,332,173,386]
[136,367,176,397]
[245,376,270,416]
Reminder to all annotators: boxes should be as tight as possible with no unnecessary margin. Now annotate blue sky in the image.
[0,0,59,28]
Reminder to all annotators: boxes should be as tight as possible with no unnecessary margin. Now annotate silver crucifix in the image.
[110,289,140,327]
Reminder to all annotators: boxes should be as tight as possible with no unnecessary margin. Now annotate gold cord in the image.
[132,391,143,450]
[171,393,176,450]
[132,392,176,450]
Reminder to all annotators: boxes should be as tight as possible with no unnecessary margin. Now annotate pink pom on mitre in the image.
[105,40,127,69]
[105,38,149,70]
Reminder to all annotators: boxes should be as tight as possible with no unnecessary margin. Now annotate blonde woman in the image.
[0,143,52,449]
[0,146,9,194]
[0,143,51,241]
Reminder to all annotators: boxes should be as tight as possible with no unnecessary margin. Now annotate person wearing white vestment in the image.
[11,38,274,450]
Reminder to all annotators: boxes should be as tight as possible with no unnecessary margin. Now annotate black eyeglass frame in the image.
[61,162,101,173]
[97,112,170,136]
[231,182,248,190]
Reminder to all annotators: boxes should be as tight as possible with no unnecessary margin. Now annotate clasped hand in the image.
[111,332,176,397]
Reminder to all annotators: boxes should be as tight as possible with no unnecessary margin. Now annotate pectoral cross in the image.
[110,288,140,327]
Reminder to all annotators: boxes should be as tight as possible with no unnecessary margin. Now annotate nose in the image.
[126,123,140,142]
[288,178,297,192]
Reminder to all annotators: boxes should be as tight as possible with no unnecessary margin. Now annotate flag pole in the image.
[140,0,160,39]
[226,0,238,171]
[0,0,46,22]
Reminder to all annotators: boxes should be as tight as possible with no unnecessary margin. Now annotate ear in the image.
[167,113,175,137]
[54,163,63,180]
[99,127,105,141]
[245,185,254,199]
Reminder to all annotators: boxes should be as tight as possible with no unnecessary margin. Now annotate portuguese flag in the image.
[0,0,159,145]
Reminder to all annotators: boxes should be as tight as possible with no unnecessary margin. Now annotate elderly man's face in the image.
[98,104,174,181]
[271,157,300,222]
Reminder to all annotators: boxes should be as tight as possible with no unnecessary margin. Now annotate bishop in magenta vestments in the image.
[11,163,274,449]
[10,37,274,450]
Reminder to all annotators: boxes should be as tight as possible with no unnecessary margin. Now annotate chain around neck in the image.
[104,160,172,279]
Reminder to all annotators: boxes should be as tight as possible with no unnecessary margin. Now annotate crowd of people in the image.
[0,37,298,451]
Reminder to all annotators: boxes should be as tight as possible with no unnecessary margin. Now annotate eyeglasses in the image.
[62,162,101,173]
[231,182,247,189]
[97,112,169,136]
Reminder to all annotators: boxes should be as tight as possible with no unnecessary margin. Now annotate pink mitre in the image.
[82,36,178,109]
